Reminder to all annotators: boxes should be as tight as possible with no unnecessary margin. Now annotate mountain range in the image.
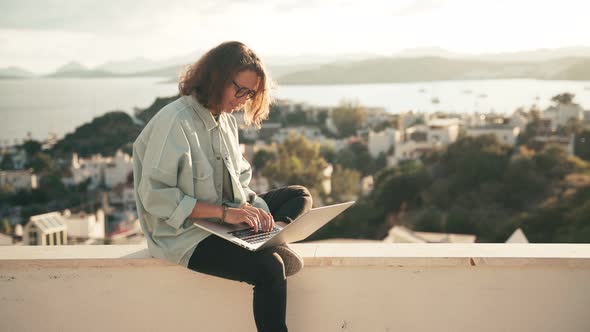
[2,47,590,83]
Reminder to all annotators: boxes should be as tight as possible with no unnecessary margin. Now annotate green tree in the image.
[331,99,367,137]
[135,95,180,124]
[331,165,361,202]
[551,92,575,105]
[21,140,42,157]
[371,161,431,215]
[0,154,15,170]
[285,110,307,125]
[262,134,328,196]
[334,142,377,176]
[307,198,386,241]
[39,174,67,198]
[252,149,274,172]
[500,156,548,209]
[267,104,283,123]
[29,152,56,174]
[559,118,585,136]
[319,145,336,164]
[0,218,13,235]
[439,135,511,195]
[533,145,581,180]
[412,206,444,233]
[51,111,142,157]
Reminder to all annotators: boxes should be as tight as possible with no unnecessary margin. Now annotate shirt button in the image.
[216,156,221,160]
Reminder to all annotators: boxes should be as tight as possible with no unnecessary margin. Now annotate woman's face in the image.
[220,70,260,114]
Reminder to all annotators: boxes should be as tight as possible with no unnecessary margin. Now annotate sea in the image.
[1,77,590,144]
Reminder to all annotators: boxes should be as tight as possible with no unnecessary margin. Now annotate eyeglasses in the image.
[232,80,256,100]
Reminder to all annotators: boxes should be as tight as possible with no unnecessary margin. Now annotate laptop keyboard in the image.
[228,226,282,244]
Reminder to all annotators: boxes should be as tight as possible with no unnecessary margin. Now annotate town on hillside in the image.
[1,92,589,246]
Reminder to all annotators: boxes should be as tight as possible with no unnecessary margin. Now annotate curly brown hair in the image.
[178,41,273,128]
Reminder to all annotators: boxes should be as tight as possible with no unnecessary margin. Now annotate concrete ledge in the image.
[2,243,590,267]
[1,244,590,332]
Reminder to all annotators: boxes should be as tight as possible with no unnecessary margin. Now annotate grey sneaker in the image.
[274,244,304,277]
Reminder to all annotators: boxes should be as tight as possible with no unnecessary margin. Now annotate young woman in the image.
[132,41,312,332]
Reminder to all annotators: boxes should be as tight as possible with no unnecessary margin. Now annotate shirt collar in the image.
[183,94,219,131]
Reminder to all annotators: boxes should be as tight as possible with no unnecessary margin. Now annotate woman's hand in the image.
[243,203,275,232]
[223,203,275,233]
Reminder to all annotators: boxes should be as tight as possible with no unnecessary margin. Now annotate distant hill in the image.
[0,66,35,79]
[96,57,168,74]
[45,61,120,78]
[96,51,204,74]
[460,46,590,62]
[391,46,590,62]
[134,95,180,124]
[130,64,188,78]
[127,62,325,82]
[276,56,590,84]
[10,46,590,80]
[553,58,590,80]
[51,111,142,157]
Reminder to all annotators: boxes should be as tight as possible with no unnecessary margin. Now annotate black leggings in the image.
[187,185,312,332]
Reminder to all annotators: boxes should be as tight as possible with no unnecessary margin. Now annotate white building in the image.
[65,150,132,190]
[108,184,137,210]
[388,119,460,166]
[66,153,103,189]
[0,147,28,169]
[509,110,529,130]
[383,225,476,243]
[543,104,584,131]
[324,115,339,135]
[465,125,521,146]
[304,106,331,124]
[388,140,435,166]
[424,119,460,144]
[272,126,325,144]
[532,135,575,155]
[104,150,133,188]
[506,228,529,243]
[360,175,374,196]
[62,209,105,240]
[368,128,400,158]
[322,163,333,195]
[23,212,68,246]
[318,138,350,153]
[273,99,307,113]
[398,111,425,130]
[0,169,38,192]
[239,122,283,142]
[365,107,391,128]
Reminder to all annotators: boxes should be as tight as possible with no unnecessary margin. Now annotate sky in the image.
[1,0,590,73]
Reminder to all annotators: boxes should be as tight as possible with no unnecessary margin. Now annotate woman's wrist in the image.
[220,204,228,224]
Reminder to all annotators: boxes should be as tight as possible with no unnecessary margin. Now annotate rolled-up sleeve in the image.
[137,120,196,230]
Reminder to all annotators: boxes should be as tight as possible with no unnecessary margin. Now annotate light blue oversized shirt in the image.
[132,94,270,267]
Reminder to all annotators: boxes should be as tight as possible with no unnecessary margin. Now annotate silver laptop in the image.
[190,201,355,251]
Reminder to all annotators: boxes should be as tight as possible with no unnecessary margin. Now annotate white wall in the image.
[1,244,589,332]
[0,170,37,191]
[368,128,399,158]
[466,127,521,146]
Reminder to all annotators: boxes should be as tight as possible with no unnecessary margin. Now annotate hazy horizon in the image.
[2,0,590,73]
